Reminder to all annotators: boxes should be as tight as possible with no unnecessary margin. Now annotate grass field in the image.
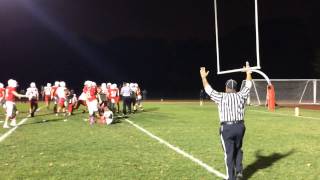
[0,101,319,180]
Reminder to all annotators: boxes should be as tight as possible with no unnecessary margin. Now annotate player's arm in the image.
[13,91,26,99]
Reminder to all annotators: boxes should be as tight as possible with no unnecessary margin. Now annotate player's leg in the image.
[10,104,17,127]
[220,125,236,180]
[30,100,35,117]
[235,123,246,178]
[3,102,13,128]
[122,97,127,115]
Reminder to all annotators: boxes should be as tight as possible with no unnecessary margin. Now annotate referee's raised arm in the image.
[200,67,222,104]
[200,67,210,90]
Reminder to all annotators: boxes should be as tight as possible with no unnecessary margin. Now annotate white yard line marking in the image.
[249,109,320,120]
[125,119,227,179]
[0,118,28,142]
[0,107,43,143]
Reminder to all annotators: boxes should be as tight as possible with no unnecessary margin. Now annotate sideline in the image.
[125,119,227,179]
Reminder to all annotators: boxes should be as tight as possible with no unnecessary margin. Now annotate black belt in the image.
[221,120,244,126]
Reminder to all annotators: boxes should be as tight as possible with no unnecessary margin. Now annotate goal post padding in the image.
[240,79,320,105]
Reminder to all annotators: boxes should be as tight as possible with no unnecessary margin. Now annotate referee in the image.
[200,65,252,180]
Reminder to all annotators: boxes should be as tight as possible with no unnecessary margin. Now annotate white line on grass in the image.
[249,109,320,120]
[0,117,28,143]
[125,119,227,179]
[0,107,43,143]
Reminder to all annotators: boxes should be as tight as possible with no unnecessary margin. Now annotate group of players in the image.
[0,79,143,128]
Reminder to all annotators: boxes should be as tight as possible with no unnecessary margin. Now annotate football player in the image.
[3,79,26,128]
[26,82,39,117]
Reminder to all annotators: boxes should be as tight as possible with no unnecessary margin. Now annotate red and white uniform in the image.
[78,86,88,101]
[0,87,5,103]
[86,86,98,115]
[56,86,67,107]
[44,86,52,102]
[5,87,16,117]
[51,85,59,104]
[109,87,119,104]
[68,94,77,113]
[136,87,142,101]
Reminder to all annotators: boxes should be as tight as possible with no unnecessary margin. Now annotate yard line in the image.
[0,107,43,143]
[0,118,28,142]
[125,119,227,179]
[249,109,320,120]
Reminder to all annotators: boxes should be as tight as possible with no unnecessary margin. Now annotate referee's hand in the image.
[200,67,209,78]
[242,62,252,74]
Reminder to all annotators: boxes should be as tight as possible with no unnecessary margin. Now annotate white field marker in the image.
[0,107,42,143]
[125,119,227,179]
[0,118,28,143]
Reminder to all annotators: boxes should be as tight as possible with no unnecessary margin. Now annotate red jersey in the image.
[0,87,5,98]
[83,86,88,93]
[87,87,97,102]
[5,87,16,102]
[109,88,118,99]
[51,86,58,96]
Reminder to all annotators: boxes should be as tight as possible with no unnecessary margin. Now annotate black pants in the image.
[220,122,246,180]
[30,100,38,117]
[122,96,131,115]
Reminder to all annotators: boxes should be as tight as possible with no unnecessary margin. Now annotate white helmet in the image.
[0,83,3,88]
[30,82,36,88]
[47,83,52,87]
[135,83,139,87]
[91,82,96,87]
[107,83,111,87]
[54,81,60,87]
[8,79,18,88]
[101,83,107,88]
[59,81,66,87]
[111,84,117,89]
[84,80,91,86]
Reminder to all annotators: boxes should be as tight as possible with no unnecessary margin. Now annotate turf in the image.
[0,101,319,179]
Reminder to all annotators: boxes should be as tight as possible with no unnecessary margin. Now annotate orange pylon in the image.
[266,84,276,111]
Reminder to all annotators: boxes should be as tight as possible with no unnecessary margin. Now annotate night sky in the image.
[0,0,320,98]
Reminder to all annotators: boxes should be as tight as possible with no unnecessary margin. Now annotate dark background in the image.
[0,0,319,98]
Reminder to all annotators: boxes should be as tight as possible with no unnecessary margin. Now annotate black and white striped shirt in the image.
[205,81,252,122]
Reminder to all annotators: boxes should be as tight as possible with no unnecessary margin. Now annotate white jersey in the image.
[44,86,52,96]
[103,110,113,125]
[78,92,87,101]
[26,87,39,100]
[56,87,66,99]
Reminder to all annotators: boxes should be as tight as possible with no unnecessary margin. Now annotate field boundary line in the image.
[125,119,227,179]
[249,109,320,120]
[0,107,43,143]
